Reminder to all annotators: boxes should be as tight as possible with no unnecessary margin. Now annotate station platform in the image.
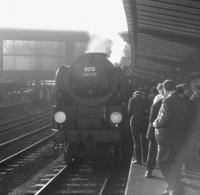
[125,158,200,195]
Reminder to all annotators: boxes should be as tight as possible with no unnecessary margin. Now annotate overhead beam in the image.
[137,27,200,48]
[180,50,200,67]
[180,50,200,72]
[134,68,159,77]
[136,64,176,75]
[0,28,89,42]
[132,72,155,80]
[138,58,177,71]
[137,54,179,67]
[132,71,156,80]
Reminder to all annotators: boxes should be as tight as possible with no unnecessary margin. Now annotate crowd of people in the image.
[128,79,199,195]
[0,80,55,105]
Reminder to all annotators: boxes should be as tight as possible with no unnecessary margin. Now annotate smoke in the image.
[109,34,127,65]
[86,34,113,57]
[86,32,127,66]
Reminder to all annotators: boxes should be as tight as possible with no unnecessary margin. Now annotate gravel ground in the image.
[8,154,64,195]
[0,141,64,195]
[0,104,51,126]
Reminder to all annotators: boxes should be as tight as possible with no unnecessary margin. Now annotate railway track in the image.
[0,125,56,192]
[0,124,54,166]
[0,107,55,182]
[0,103,48,122]
[0,110,52,145]
[0,110,52,133]
[27,160,113,195]
[0,127,130,195]
[0,116,57,195]
[0,109,131,194]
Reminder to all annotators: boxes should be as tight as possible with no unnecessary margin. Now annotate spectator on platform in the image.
[176,84,190,104]
[184,85,200,170]
[153,80,188,195]
[147,87,157,110]
[176,83,191,129]
[176,84,195,172]
[153,83,164,104]
[176,83,191,133]
[145,83,164,178]
[190,85,200,102]
[128,90,148,164]
[190,85,200,130]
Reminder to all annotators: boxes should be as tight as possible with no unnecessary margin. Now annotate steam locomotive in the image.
[53,53,130,163]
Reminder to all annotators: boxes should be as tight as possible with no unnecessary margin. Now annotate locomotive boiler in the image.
[53,53,130,163]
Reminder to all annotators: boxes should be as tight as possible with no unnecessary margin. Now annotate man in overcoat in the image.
[153,80,188,195]
[145,83,164,178]
[128,90,148,164]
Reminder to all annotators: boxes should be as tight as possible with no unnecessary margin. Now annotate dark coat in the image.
[153,91,188,145]
[128,94,147,130]
[146,98,162,140]
[188,95,200,141]
[147,93,156,110]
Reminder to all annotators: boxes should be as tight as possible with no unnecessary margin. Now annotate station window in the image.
[74,42,87,59]
[3,40,66,71]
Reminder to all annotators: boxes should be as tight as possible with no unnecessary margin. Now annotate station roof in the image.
[123,0,200,81]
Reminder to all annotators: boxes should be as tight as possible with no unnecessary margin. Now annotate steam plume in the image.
[86,32,127,66]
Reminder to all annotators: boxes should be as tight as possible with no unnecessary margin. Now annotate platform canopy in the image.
[123,0,200,81]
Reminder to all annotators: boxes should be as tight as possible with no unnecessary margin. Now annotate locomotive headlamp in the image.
[110,112,122,124]
[54,111,66,124]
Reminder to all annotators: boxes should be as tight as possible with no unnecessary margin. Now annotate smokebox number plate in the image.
[83,66,97,77]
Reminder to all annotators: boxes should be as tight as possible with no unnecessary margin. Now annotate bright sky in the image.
[0,0,127,33]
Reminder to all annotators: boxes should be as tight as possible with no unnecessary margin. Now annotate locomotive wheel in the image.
[64,142,73,165]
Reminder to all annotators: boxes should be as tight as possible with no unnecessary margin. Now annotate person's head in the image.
[132,90,142,97]
[182,83,191,97]
[163,79,176,96]
[176,84,184,97]
[192,85,200,97]
[150,87,157,95]
[157,83,164,96]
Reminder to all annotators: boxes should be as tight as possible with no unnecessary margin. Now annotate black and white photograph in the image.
[0,0,200,194]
